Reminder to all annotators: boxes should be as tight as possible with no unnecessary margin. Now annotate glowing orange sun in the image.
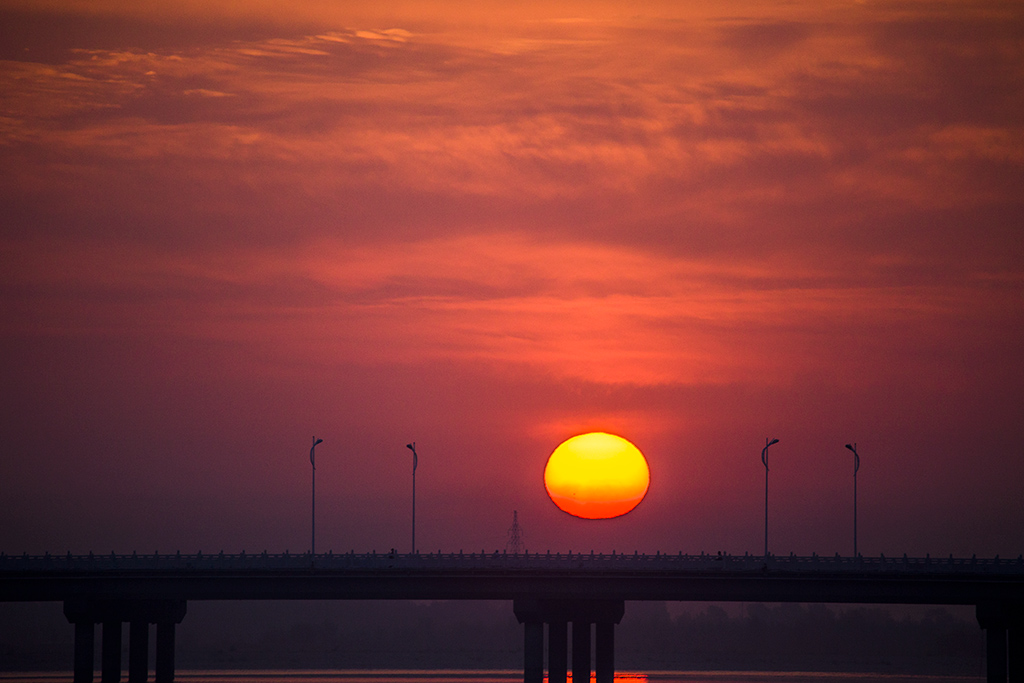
[544,432,650,519]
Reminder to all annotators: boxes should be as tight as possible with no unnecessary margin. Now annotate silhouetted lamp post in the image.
[310,437,323,556]
[845,443,860,557]
[761,437,779,561]
[406,442,418,554]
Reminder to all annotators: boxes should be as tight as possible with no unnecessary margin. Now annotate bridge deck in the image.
[3,552,1024,606]
[4,550,1023,573]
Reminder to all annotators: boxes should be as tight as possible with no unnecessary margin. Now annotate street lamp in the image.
[406,442,418,554]
[845,443,860,557]
[310,437,323,557]
[761,437,779,562]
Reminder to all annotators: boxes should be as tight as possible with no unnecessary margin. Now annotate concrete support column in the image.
[155,621,176,683]
[548,621,568,683]
[101,620,122,683]
[73,621,95,683]
[979,603,1024,683]
[523,621,544,683]
[1010,629,1023,683]
[514,598,623,683]
[988,628,1009,683]
[129,621,149,683]
[572,621,591,683]
[65,600,186,683]
[595,622,614,683]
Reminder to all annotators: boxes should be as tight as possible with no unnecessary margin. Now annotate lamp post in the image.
[761,437,779,562]
[406,442,418,554]
[845,443,860,557]
[310,437,323,557]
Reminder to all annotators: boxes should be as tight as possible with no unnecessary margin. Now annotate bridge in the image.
[3,550,1024,683]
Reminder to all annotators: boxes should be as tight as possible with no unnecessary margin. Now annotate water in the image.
[0,671,985,683]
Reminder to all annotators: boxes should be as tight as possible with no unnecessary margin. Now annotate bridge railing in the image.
[2,550,1023,574]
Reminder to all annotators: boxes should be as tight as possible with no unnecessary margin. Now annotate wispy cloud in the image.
[5,233,1015,393]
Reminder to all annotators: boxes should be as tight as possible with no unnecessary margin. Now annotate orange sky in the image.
[1,0,1022,558]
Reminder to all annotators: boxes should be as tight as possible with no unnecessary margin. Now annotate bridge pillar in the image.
[989,628,1009,683]
[548,621,568,683]
[1010,628,1023,683]
[523,620,544,683]
[72,621,95,683]
[596,621,615,683]
[64,600,187,683]
[514,598,624,683]
[101,620,122,683]
[155,620,177,683]
[572,621,591,683]
[978,603,1024,683]
[129,621,149,682]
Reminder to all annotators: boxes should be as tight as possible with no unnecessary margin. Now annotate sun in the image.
[544,432,650,519]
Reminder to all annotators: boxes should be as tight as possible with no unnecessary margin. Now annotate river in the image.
[0,671,986,683]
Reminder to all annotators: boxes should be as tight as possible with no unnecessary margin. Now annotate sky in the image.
[1,0,1022,560]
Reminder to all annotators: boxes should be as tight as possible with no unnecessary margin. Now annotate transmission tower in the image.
[506,510,524,554]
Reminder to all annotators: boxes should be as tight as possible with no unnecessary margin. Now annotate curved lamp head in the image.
[762,437,778,469]
[845,443,860,473]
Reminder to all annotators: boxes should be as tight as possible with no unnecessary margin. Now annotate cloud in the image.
[1,0,1022,557]
[4,232,1017,396]
[353,29,413,43]
[1,3,1019,311]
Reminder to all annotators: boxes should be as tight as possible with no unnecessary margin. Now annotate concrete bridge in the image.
[3,550,1024,683]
